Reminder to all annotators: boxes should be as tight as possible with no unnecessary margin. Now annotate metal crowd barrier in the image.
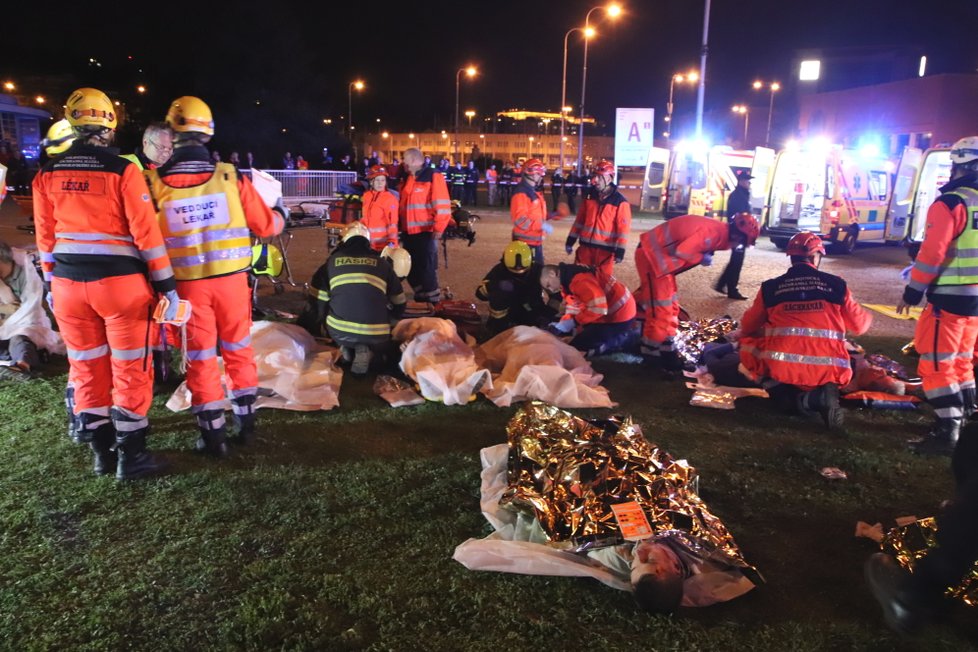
[260,169,359,203]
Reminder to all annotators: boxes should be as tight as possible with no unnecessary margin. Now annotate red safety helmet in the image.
[786,231,826,257]
[523,158,546,176]
[591,159,615,178]
[732,212,760,245]
[366,165,388,180]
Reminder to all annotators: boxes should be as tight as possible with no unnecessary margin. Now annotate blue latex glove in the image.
[900,264,913,281]
[700,252,714,267]
[549,318,576,334]
[542,222,554,235]
[162,290,181,322]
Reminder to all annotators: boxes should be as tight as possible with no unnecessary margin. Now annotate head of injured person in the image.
[539,265,561,294]
[630,540,685,615]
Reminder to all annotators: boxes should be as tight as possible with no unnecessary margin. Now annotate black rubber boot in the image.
[231,393,258,446]
[195,409,229,458]
[115,427,166,481]
[910,418,960,456]
[351,344,373,376]
[65,383,82,444]
[90,423,117,476]
[798,383,844,433]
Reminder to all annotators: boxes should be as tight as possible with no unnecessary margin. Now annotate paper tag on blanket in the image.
[611,501,653,542]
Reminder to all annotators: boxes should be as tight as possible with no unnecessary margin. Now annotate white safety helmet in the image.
[950,136,978,166]
[381,246,412,278]
[342,221,371,242]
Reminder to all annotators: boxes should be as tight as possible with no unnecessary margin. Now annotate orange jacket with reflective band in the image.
[568,185,632,254]
[739,263,872,389]
[906,176,978,316]
[150,147,283,280]
[639,214,730,277]
[398,167,452,236]
[560,264,636,325]
[32,142,176,292]
[361,189,399,251]
[510,180,547,246]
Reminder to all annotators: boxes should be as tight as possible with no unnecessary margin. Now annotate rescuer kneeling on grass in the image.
[475,241,555,335]
[145,96,284,458]
[635,213,759,374]
[33,88,177,480]
[308,222,408,376]
[539,263,636,357]
[737,232,871,432]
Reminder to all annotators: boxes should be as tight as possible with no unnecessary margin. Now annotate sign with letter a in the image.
[164,193,231,234]
[614,108,655,167]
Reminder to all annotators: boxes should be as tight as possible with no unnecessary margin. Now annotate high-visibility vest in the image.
[935,187,978,287]
[510,181,546,246]
[146,162,252,281]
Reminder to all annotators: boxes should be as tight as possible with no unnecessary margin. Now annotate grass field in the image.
[1,335,975,651]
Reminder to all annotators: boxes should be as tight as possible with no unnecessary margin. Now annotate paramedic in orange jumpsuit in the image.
[509,158,550,264]
[33,88,175,480]
[146,96,284,457]
[565,159,631,276]
[360,165,399,251]
[398,147,452,303]
[635,213,758,372]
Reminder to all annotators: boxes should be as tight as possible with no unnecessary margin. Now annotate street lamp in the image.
[455,65,477,163]
[752,80,780,146]
[665,70,698,143]
[2,81,14,92]
[465,110,476,126]
[561,26,593,171]
[577,4,621,174]
[528,136,535,158]
[731,105,749,146]
[136,85,146,94]
[35,96,45,105]
[348,80,364,136]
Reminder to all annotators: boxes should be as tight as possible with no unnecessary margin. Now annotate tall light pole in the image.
[465,110,476,126]
[561,26,592,171]
[731,105,749,146]
[752,80,780,146]
[349,79,364,157]
[577,3,621,175]
[665,70,698,143]
[695,0,712,138]
[455,65,477,163]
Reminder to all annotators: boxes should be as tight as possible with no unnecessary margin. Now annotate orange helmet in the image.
[366,165,388,180]
[732,212,760,245]
[786,231,826,257]
[523,158,546,176]
[592,159,615,178]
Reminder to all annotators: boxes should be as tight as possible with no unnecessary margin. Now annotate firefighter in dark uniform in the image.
[449,162,466,202]
[476,241,556,335]
[308,222,407,376]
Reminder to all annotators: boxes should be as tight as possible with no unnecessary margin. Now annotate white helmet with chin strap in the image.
[950,136,978,167]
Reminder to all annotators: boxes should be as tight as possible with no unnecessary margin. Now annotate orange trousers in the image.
[915,304,978,420]
[178,272,257,412]
[53,274,155,420]
[574,245,615,276]
[635,245,679,346]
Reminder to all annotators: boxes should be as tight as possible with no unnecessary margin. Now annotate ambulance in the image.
[764,140,894,254]
[888,147,952,257]
[662,144,774,219]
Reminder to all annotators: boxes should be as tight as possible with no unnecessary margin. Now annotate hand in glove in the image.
[45,292,55,314]
[162,290,182,322]
[565,237,576,255]
[542,222,554,235]
[548,318,576,335]
[614,247,625,264]
[900,264,913,281]
[700,252,714,267]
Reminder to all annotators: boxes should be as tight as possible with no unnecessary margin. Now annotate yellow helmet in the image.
[342,221,371,242]
[381,246,412,278]
[251,243,284,277]
[65,88,117,129]
[43,119,76,156]
[166,96,214,136]
[503,241,533,272]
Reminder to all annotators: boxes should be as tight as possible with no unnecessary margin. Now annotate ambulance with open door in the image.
[887,147,952,258]
[662,145,774,219]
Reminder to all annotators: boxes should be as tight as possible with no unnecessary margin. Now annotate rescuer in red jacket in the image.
[540,263,636,356]
[145,96,284,457]
[635,213,759,372]
[738,232,871,431]
[565,160,631,276]
[361,165,400,251]
[33,88,177,480]
[898,136,978,456]
[398,147,452,303]
[510,158,550,264]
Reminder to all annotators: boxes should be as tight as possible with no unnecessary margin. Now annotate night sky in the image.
[6,1,978,160]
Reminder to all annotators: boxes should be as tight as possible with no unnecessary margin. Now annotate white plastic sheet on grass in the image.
[166,321,342,412]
